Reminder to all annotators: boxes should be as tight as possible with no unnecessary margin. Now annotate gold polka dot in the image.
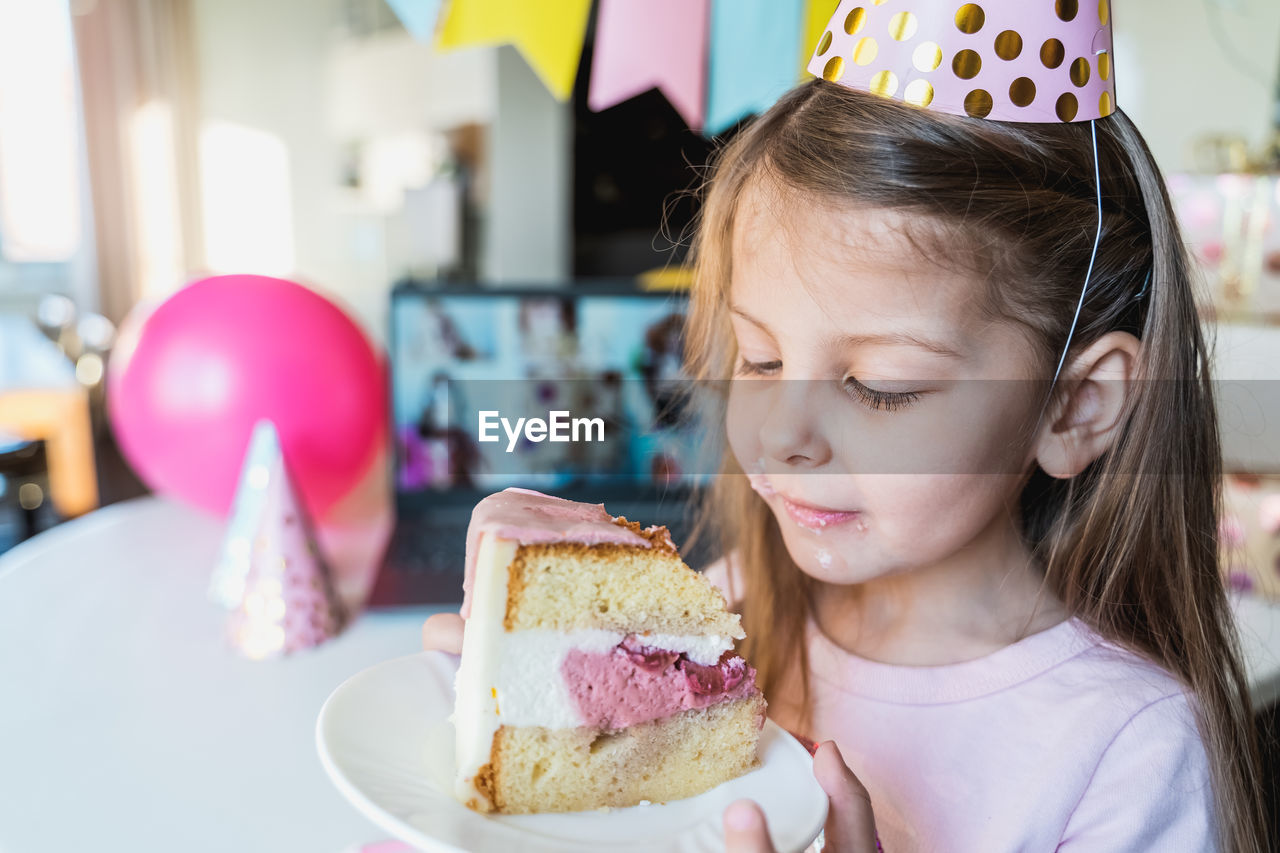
[955,4,985,34]
[994,30,1023,60]
[904,78,934,107]
[964,89,993,118]
[869,69,899,97]
[1098,52,1111,81]
[1070,57,1091,87]
[823,55,846,82]
[1099,0,1109,25]
[952,48,982,79]
[1099,90,1113,116]
[888,11,918,41]
[844,6,866,34]
[912,41,943,72]
[874,0,889,4]
[853,36,879,65]
[1040,38,1065,69]
[1056,0,1078,21]
[1056,92,1079,121]
[817,30,833,56]
[1009,77,1036,107]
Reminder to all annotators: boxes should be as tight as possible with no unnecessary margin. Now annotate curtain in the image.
[72,0,203,324]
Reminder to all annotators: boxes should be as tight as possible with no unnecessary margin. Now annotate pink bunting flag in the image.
[588,0,710,130]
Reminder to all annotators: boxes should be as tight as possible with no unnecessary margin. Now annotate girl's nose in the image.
[758,381,832,469]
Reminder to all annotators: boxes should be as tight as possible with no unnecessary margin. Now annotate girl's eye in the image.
[843,376,921,412]
[735,358,782,376]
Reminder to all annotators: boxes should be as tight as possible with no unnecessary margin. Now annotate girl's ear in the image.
[1034,331,1141,479]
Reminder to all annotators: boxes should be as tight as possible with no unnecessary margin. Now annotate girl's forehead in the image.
[730,178,988,338]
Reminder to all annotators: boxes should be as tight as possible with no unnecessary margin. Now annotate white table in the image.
[0,498,445,853]
[2,498,1279,853]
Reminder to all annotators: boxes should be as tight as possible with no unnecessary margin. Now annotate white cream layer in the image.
[451,533,735,809]
[453,534,514,809]
[491,627,734,728]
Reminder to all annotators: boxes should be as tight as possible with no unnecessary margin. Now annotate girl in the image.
[685,80,1267,850]
[425,28,1268,853]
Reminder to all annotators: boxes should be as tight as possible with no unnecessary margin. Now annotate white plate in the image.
[317,651,827,853]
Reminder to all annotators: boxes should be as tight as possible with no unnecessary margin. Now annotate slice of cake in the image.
[452,488,765,814]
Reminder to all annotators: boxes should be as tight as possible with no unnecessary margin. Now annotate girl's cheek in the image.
[725,384,765,472]
[864,474,1020,555]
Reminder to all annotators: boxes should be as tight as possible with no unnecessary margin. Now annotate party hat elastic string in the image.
[1135,266,1151,301]
[1034,117,1103,435]
[1050,118,1103,390]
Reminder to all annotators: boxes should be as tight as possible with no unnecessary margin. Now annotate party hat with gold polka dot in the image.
[220,420,346,660]
[808,0,1115,122]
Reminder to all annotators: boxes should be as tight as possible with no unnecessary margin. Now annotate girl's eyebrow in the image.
[730,305,963,359]
[835,331,964,359]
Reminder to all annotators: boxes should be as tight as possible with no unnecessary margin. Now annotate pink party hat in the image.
[807,0,1115,123]
[219,421,345,659]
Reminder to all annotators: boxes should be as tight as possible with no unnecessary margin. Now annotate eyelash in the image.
[734,359,923,412]
[844,377,921,412]
[734,358,781,376]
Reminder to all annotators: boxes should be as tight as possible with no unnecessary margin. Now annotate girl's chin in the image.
[777,527,885,585]
[794,557,888,586]
[773,518,922,587]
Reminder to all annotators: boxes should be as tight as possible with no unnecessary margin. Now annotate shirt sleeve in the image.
[1058,692,1218,851]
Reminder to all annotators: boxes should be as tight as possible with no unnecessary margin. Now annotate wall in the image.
[191,0,340,305]
[485,46,571,284]
[190,0,507,340]
[1115,0,1280,172]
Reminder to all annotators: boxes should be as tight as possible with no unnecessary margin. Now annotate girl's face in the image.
[726,180,1046,584]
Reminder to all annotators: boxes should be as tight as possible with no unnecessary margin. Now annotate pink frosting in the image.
[561,636,760,730]
[461,488,672,617]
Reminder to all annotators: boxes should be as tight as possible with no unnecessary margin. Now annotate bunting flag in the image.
[705,0,804,134]
[587,0,710,130]
[800,0,838,77]
[386,0,822,131]
[437,0,594,101]
[385,0,442,41]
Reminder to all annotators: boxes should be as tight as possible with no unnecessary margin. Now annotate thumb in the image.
[421,612,464,655]
[813,741,877,852]
[723,799,776,853]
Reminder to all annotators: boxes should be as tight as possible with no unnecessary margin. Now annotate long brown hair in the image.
[686,80,1267,851]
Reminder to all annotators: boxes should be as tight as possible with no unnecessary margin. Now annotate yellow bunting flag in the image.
[800,0,838,77]
[437,0,593,101]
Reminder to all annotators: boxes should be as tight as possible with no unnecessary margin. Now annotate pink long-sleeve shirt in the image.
[706,569,1217,850]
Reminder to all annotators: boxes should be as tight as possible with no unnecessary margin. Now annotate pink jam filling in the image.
[561,635,759,730]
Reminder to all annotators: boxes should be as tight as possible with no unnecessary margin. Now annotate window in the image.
[0,0,94,309]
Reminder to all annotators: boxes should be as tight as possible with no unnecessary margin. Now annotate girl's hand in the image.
[421,612,464,655]
[723,741,877,853]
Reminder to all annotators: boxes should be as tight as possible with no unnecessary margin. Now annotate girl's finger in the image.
[722,799,777,853]
[812,741,878,852]
[421,612,464,654]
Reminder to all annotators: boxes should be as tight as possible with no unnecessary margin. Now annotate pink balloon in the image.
[108,275,386,520]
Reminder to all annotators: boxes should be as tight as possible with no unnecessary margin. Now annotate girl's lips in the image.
[779,495,861,530]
